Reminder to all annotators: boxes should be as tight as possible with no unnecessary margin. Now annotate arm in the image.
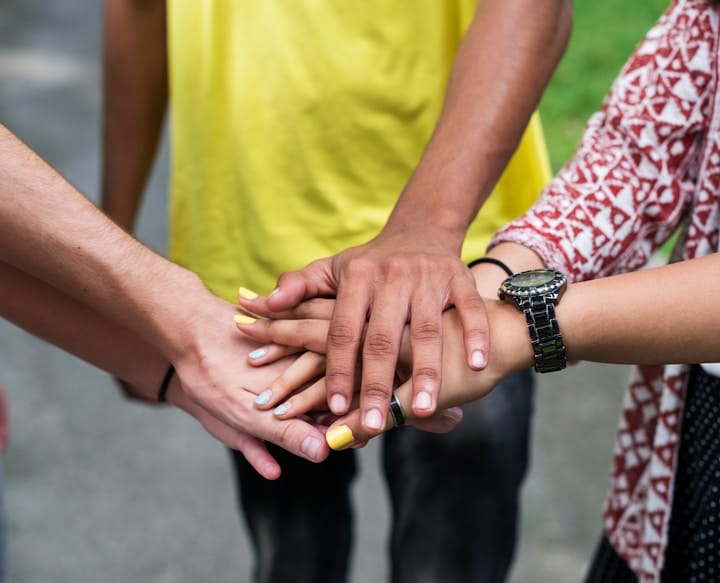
[0,258,328,478]
[491,1,711,282]
[325,250,720,447]
[0,125,328,466]
[243,0,572,434]
[101,0,168,230]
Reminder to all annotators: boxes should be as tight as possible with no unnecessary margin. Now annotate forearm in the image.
[429,252,720,410]
[101,0,168,229]
[0,261,165,396]
[0,124,205,360]
[464,252,720,392]
[559,255,720,365]
[386,0,571,243]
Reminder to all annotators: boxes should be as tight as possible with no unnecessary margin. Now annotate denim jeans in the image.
[229,369,535,583]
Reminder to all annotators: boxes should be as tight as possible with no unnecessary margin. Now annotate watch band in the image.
[517,295,567,373]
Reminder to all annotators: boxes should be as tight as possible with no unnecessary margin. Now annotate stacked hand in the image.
[235,294,528,450]
[240,228,490,436]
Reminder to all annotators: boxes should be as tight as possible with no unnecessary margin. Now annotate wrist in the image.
[126,265,212,362]
[382,211,466,253]
[486,300,535,374]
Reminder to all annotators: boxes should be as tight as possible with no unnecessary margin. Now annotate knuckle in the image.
[413,366,440,382]
[269,376,289,393]
[364,331,395,357]
[276,421,295,447]
[457,292,486,311]
[412,321,441,342]
[327,321,357,348]
[383,257,408,280]
[415,254,436,273]
[362,381,392,402]
[325,368,354,384]
[345,258,375,279]
[464,324,490,340]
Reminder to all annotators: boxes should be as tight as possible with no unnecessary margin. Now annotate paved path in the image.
[0,2,630,581]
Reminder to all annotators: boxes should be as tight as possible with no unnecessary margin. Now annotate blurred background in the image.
[0,1,668,582]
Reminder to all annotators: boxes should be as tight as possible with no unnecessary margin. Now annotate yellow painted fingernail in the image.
[234,314,257,325]
[326,425,355,450]
[238,286,259,300]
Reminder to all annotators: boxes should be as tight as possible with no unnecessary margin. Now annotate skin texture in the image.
[237,246,720,448]
[0,124,333,475]
[102,0,573,437]
[253,0,572,434]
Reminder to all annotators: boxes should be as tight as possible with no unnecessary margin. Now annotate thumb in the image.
[267,256,338,310]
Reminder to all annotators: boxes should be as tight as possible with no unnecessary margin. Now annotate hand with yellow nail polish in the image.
[253,352,328,415]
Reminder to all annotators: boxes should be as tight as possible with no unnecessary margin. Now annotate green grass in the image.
[539,0,670,170]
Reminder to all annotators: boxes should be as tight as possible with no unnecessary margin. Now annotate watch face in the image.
[510,269,557,289]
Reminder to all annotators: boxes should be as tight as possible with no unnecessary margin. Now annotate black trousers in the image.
[229,369,535,583]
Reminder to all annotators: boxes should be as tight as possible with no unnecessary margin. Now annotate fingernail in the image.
[263,462,278,478]
[238,286,258,300]
[364,408,383,430]
[248,348,267,360]
[329,393,347,414]
[270,287,280,296]
[273,402,290,416]
[255,390,272,406]
[234,314,257,325]
[414,391,432,410]
[470,350,486,369]
[443,407,464,422]
[326,425,355,450]
[301,436,323,460]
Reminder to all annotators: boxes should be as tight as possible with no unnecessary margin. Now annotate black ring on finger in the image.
[389,392,407,428]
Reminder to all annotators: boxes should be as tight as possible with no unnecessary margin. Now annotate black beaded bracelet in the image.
[157,364,176,403]
[467,257,514,277]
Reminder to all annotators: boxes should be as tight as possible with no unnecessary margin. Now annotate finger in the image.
[226,389,331,463]
[272,377,329,419]
[236,317,330,353]
[232,433,283,480]
[306,410,339,426]
[407,285,444,418]
[325,388,462,450]
[325,381,413,450]
[451,271,490,370]
[239,292,335,321]
[325,267,373,416]
[254,352,326,410]
[247,343,305,366]
[170,386,282,479]
[263,415,331,463]
[358,279,409,434]
[267,257,337,311]
[409,407,463,433]
[173,372,330,464]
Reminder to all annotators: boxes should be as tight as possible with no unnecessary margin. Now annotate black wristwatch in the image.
[497,269,568,373]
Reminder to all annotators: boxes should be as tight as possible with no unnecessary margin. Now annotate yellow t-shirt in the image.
[167,0,551,300]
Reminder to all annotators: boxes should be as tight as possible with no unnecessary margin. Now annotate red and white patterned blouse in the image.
[490,0,720,580]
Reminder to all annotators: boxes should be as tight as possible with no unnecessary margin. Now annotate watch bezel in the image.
[498,269,567,302]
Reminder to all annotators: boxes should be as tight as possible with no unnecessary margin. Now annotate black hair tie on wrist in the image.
[157,364,175,403]
[467,257,514,277]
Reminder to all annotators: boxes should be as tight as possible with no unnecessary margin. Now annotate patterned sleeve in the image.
[490,1,716,282]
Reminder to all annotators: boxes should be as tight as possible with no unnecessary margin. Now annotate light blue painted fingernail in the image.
[274,403,290,416]
[255,390,272,406]
[249,348,267,360]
